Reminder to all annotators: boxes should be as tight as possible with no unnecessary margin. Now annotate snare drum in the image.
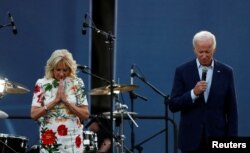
[0,133,28,153]
[83,131,98,153]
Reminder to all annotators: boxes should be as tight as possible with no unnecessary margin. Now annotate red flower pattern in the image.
[34,84,41,93]
[75,135,82,148]
[37,93,44,103]
[41,129,56,145]
[57,124,68,136]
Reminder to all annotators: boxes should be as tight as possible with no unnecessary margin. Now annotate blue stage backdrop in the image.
[1,1,250,153]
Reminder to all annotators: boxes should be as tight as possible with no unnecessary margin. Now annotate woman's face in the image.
[53,61,70,80]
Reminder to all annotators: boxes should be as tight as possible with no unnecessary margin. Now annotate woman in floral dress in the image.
[31,49,89,153]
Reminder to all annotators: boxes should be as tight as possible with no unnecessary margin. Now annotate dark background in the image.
[1,1,250,153]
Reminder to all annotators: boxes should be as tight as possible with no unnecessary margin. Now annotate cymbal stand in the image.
[114,101,138,153]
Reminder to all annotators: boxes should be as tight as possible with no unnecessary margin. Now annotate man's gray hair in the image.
[192,31,216,50]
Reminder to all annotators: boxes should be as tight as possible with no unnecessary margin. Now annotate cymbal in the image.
[0,110,8,118]
[89,84,138,95]
[103,110,138,118]
[0,79,30,94]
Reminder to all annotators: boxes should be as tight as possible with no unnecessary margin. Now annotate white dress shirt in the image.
[191,59,214,102]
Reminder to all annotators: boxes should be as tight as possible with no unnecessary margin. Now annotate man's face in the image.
[194,39,215,66]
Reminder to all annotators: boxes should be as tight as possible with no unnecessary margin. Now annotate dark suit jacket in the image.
[169,59,238,151]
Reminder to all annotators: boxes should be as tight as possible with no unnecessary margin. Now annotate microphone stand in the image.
[78,67,110,85]
[128,116,178,153]
[129,91,147,152]
[0,12,15,32]
[0,19,12,29]
[133,72,172,153]
[84,19,116,153]
[0,24,11,29]
[128,128,166,153]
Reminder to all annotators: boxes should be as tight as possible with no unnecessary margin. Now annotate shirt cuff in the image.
[191,89,199,102]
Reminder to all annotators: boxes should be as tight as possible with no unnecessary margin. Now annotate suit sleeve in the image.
[169,67,194,113]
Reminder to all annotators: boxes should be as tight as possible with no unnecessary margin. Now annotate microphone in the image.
[82,14,88,35]
[8,12,17,35]
[77,64,89,70]
[202,67,208,81]
[130,64,135,85]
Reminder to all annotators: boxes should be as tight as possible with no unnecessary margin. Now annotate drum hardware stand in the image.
[0,139,18,153]
[88,114,132,153]
[113,101,138,153]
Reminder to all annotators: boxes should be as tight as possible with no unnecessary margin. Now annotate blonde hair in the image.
[44,49,77,79]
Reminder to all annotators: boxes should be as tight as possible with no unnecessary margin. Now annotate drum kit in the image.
[87,83,139,153]
[83,130,99,152]
[0,78,30,153]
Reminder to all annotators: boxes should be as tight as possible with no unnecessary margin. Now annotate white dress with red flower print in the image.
[32,77,88,153]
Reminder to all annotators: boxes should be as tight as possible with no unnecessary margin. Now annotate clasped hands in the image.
[54,80,69,105]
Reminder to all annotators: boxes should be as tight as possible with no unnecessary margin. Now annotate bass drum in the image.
[0,133,28,153]
[83,131,98,153]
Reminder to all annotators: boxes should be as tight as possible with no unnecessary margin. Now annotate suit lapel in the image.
[191,59,200,83]
[207,60,221,102]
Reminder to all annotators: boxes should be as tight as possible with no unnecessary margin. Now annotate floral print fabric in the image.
[32,77,88,153]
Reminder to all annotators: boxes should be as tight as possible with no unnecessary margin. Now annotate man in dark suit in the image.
[169,31,238,153]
